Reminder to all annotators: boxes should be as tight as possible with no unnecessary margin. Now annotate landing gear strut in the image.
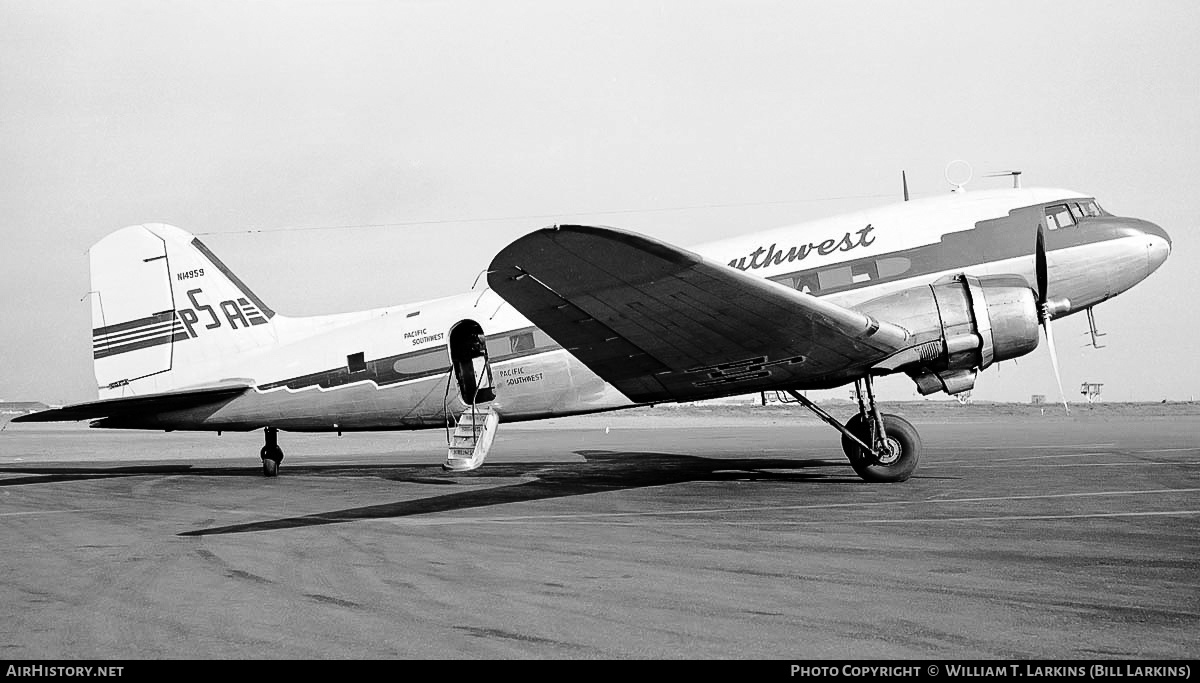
[260,426,283,477]
[786,375,921,483]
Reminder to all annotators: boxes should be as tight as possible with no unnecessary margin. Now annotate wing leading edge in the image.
[487,225,910,403]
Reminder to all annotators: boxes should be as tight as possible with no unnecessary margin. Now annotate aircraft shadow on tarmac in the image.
[0,450,860,535]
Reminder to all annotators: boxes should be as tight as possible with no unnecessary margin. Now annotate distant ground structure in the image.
[1031,394,1046,405]
[0,402,49,425]
[1081,382,1104,403]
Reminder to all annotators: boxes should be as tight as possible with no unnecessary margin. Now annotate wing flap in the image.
[488,225,910,403]
[11,381,252,423]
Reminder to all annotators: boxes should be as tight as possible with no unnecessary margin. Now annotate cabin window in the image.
[851,261,877,284]
[794,273,819,294]
[775,273,819,294]
[876,256,912,279]
[1044,204,1075,230]
[817,266,853,290]
[347,352,367,373]
[509,331,535,353]
[392,349,446,378]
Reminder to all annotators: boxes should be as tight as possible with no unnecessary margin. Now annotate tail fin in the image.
[90,223,280,397]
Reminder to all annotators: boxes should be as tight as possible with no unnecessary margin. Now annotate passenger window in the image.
[817,266,853,290]
[509,332,535,353]
[851,261,877,284]
[347,352,367,373]
[794,273,819,294]
[876,256,911,279]
[393,349,446,377]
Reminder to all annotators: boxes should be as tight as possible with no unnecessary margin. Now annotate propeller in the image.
[1035,225,1070,414]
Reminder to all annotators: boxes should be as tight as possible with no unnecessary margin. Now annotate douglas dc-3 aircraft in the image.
[16,185,1170,482]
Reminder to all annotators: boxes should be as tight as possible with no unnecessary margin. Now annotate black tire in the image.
[842,413,921,483]
[260,445,283,477]
[841,413,870,459]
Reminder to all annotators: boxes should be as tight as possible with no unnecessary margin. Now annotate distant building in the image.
[0,402,49,424]
[1031,394,1046,405]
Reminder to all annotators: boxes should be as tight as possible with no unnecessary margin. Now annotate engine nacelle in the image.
[856,274,1040,395]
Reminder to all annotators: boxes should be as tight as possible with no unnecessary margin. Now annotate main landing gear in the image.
[785,375,921,483]
[260,426,283,477]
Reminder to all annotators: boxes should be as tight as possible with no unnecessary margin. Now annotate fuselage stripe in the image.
[759,203,1121,297]
[93,320,181,347]
[93,331,190,359]
[92,311,177,337]
[255,327,561,392]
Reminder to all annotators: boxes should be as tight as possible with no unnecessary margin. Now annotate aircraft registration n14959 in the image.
[16,186,1171,482]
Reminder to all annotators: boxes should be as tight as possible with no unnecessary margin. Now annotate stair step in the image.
[443,406,500,473]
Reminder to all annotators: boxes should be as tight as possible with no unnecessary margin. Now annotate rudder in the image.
[90,223,280,397]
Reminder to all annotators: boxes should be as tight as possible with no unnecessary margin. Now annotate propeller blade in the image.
[1035,224,1048,309]
[902,171,910,202]
[1043,319,1070,415]
[1035,223,1068,413]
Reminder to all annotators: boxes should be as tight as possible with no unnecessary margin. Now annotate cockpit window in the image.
[1080,200,1102,217]
[1069,203,1085,221]
[1044,204,1075,230]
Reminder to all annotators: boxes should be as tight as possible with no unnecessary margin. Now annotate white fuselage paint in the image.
[136,188,1167,432]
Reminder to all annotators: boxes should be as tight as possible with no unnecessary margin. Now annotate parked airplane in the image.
[15,186,1170,482]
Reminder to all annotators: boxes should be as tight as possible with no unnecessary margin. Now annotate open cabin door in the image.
[444,320,500,473]
[448,320,495,405]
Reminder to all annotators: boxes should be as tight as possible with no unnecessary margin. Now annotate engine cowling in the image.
[855,274,1040,395]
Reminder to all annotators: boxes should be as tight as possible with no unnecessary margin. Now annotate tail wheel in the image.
[842,413,921,483]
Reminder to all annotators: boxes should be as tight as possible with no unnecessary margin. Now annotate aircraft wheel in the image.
[843,413,920,483]
[840,413,870,459]
[260,445,283,477]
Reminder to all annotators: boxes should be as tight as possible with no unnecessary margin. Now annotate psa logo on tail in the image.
[175,288,270,338]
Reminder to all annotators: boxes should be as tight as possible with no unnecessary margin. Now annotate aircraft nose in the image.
[1140,221,1171,274]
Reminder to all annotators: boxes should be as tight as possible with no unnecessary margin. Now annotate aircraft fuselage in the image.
[97,187,1169,432]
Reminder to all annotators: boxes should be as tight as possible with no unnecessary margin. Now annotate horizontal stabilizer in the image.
[12,381,252,423]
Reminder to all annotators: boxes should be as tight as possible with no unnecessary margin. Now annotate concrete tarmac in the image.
[1,411,1197,659]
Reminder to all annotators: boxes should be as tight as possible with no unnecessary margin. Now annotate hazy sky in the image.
[2,0,1197,405]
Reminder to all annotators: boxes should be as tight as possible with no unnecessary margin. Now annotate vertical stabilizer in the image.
[90,224,280,397]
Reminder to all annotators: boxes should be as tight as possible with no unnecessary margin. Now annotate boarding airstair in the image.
[443,404,500,472]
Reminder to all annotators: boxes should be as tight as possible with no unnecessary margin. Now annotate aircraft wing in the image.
[487,225,911,403]
[11,381,252,423]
